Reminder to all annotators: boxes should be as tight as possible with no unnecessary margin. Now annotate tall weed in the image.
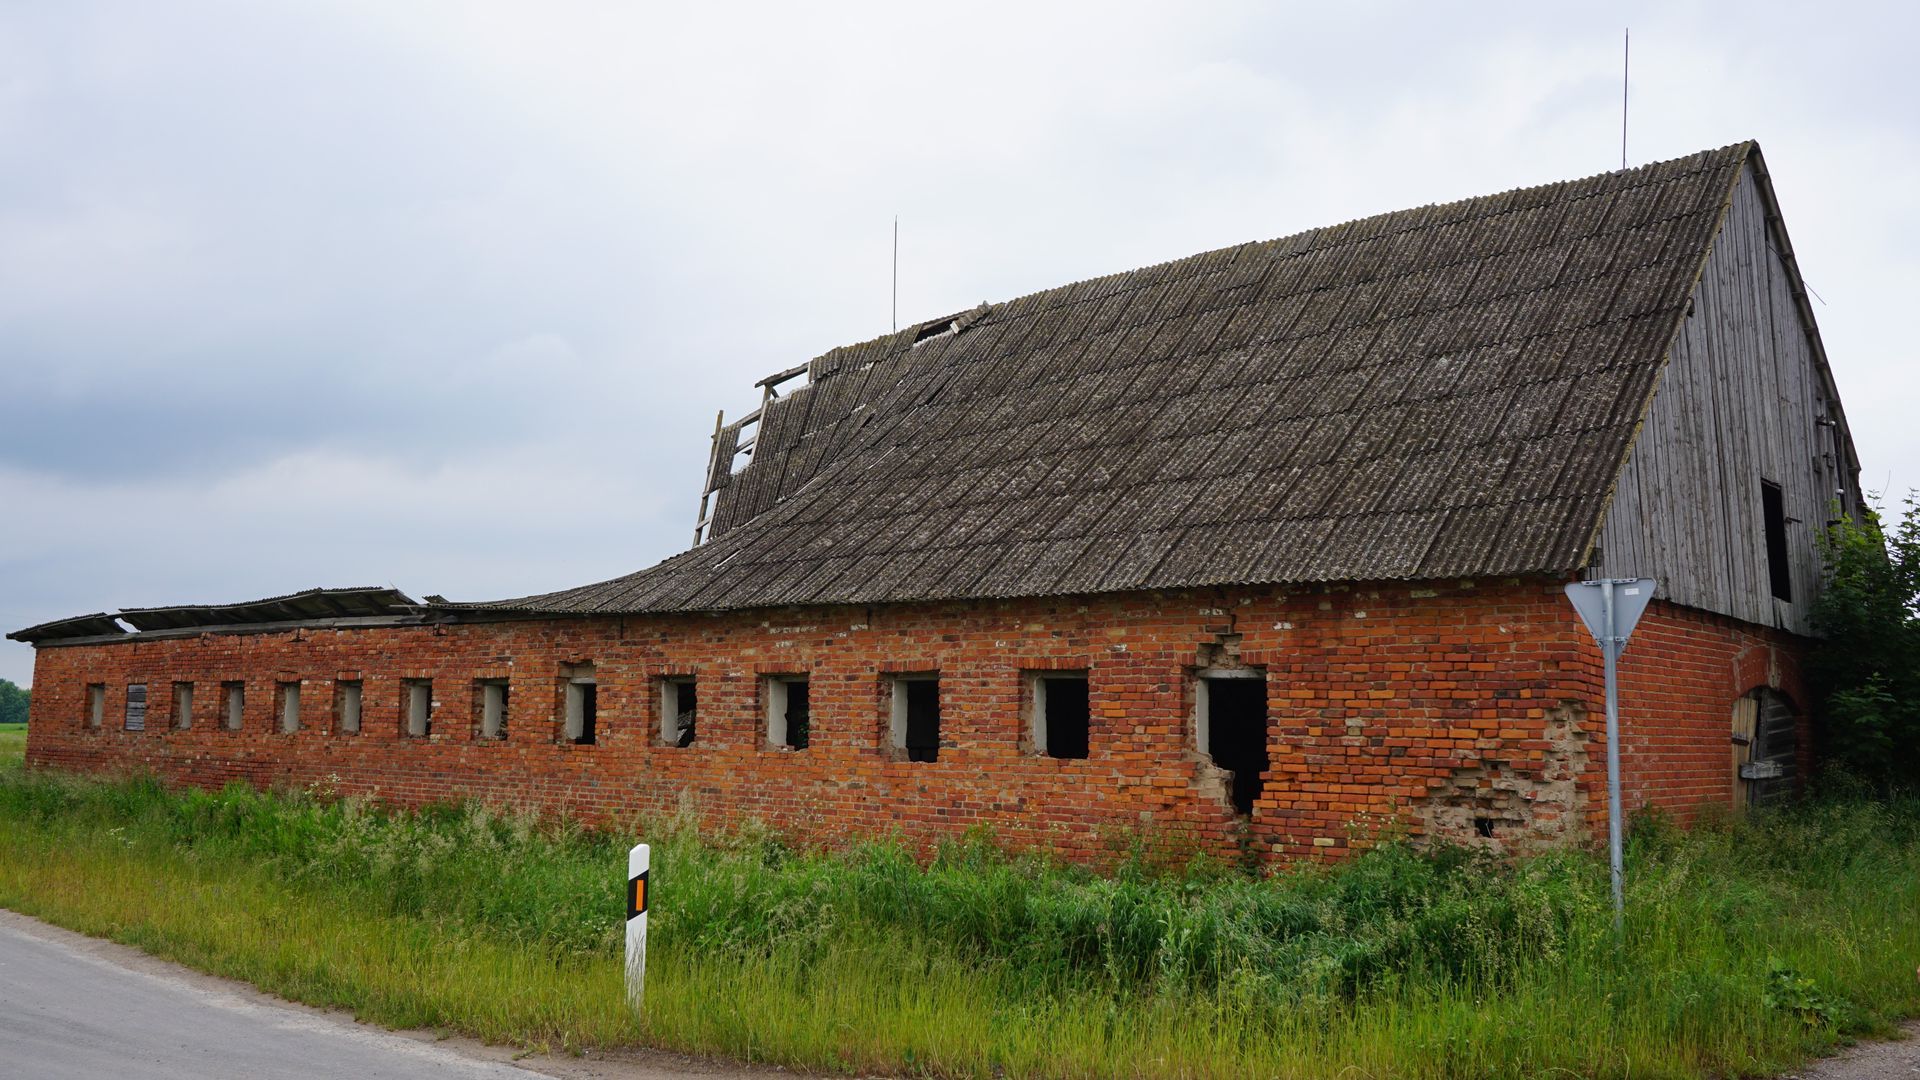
[1,764,1916,1078]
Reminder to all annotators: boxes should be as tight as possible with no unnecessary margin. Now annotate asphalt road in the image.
[0,911,545,1079]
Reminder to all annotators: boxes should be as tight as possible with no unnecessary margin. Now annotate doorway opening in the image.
[1200,674,1269,816]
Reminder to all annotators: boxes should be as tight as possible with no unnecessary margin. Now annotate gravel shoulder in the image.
[1783,1020,1920,1080]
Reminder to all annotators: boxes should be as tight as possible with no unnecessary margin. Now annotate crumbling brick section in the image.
[22,579,1810,867]
[1415,704,1589,853]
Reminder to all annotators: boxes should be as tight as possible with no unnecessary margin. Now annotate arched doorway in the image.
[1731,687,1797,808]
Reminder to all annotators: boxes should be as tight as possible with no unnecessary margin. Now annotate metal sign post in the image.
[626,843,650,1009]
[1563,578,1656,933]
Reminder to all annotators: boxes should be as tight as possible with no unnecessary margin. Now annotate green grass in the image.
[0,724,25,767]
[0,755,1914,1079]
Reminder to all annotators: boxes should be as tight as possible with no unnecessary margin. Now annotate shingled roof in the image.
[455,143,1757,616]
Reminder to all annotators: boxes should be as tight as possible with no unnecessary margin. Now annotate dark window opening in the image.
[896,678,940,762]
[1204,676,1269,817]
[770,677,810,750]
[1474,817,1496,839]
[663,678,698,746]
[1762,480,1793,602]
[1040,676,1090,760]
[567,681,598,745]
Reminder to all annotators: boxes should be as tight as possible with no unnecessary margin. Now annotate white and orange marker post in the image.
[626,843,649,1009]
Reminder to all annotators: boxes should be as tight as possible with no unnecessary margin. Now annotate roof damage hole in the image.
[730,414,759,475]
[911,317,960,346]
[1202,674,1269,817]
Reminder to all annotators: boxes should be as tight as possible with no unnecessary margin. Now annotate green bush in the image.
[1810,493,1920,794]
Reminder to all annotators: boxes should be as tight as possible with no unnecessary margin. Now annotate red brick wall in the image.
[23,578,1809,864]
[1610,600,1810,823]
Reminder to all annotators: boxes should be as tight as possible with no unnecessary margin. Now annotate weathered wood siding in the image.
[1589,162,1859,636]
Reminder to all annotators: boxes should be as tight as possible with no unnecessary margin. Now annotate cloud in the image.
[2,0,1916,684]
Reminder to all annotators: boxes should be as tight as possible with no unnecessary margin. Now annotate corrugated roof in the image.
[116,587,423,633]
[6,613,129,644]
[451,143,1753,616]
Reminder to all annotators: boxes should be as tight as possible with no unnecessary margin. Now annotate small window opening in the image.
[1762,479,1793,603]
[765,675,810,750]
[564,669,597,745]
[85,683,105,729]
[276,681,301,734]
[1474,817,1496,839]
[125,684,148,732]
[1031,673,1090,760]
[172,682,193,731]
[404,679,432,737]
[222,681,244,731]
[890,676,941,762]
[661,677,698,746]
[336,681,362,734]
[1198,673,1269,817]
[480,680,509,739]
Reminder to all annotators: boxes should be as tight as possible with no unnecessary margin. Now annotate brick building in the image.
[13,141,1862,862]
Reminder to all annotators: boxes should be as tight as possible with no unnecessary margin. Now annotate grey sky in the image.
[3,1,1915,686]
